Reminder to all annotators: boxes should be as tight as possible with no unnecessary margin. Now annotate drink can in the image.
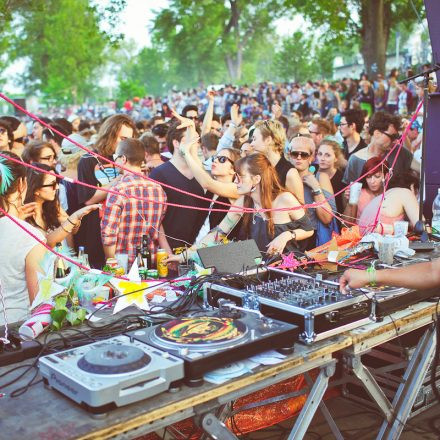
[106,258,118,269]
[156,248,169,278]
[139,267,148,281]
[147,269,158,279]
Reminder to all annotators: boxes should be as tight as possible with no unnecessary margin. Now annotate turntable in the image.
[38,335,184,413]
[127,309,299,386]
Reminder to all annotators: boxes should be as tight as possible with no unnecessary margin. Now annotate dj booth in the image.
[0,300,437,440]
[1,241,439,440]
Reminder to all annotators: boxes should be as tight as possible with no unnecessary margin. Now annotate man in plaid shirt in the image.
[101,138,168,267]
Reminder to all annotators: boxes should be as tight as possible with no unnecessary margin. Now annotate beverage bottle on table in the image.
[136,246,147,280]
[141,234,152,269]
[77,246,90,270]
[432,189,440,238]
[54,243,69,279]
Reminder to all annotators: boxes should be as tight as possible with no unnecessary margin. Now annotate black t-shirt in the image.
[330,169,345,222]
[342,137,367,160]
[75,153,119,268]
[150,161,211,250]
[275,155,293,187]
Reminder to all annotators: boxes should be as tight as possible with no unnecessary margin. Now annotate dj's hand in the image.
[339,269,369,294]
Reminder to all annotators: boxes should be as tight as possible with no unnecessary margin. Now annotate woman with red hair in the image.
[343,156,387,224]
[344,156,420,234]
[167,153,314,262]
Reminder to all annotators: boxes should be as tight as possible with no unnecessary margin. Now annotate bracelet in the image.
[290,230,296,241]
[378,222,384,235]
[366,266,377,287]
[60,223,73,234]
[67,217,77,226]
[312,188,322,196]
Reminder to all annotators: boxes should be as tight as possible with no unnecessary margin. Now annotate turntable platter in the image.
[155,316,247,346]
[77,343,151,374]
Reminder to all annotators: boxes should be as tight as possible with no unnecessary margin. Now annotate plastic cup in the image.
[115,253,129,273]
[378,236,395,265]
[394,221,409,237]
[349,182,363,204]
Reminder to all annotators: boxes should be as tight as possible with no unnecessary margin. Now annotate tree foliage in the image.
[151,0,281,85]
[283,0,425,78]
[5,0,125,104]
[275,32,315,82]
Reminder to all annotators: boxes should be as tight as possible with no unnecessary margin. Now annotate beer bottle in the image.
[136,247,147,280]
[54,243,70,278]
[141,235,152,269]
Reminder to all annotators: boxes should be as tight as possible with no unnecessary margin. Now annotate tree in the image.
[152,0,281,83]
[284,0,425,79]
[275,32,315,82]
[4,0,126,104]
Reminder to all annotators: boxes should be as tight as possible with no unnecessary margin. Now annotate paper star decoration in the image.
[112,280,151,314]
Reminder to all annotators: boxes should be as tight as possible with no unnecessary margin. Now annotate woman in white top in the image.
[0,152,48,324]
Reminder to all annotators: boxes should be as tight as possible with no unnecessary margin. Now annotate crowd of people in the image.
[0,68,433,324]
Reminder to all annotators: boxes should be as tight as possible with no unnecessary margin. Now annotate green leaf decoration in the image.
[66,310,80,326]
[50,308,67,330]
[54,295,68,310]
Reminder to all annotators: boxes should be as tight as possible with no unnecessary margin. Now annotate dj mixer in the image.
[206,268,375,344]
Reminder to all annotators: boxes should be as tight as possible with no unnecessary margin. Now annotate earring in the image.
[250,185,256,193]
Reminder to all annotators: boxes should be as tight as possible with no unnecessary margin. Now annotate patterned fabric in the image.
[101,174,167,267]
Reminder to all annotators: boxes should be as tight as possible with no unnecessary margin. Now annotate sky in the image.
[117,0,169,47]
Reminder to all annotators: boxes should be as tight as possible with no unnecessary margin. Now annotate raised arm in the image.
[217,103,241,151]
[201,91,215,137]
[181,135,239,199]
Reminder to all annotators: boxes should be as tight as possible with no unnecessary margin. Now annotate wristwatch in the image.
[312,187,323,196]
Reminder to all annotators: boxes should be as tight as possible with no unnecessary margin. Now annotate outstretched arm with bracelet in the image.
[340,258,440,294]
[165,199,244,264]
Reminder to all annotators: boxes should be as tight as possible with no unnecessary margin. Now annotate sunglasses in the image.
[213,155,234,165]
[380,130,399,141]
[290,151,311,159]
[40,181,58,190]
[187,116,198,121]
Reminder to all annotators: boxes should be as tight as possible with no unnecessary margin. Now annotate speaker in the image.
[12,98,26,116]
[197,239,263,274]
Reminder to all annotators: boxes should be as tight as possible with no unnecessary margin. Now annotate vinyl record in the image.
[156,316,247,345]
